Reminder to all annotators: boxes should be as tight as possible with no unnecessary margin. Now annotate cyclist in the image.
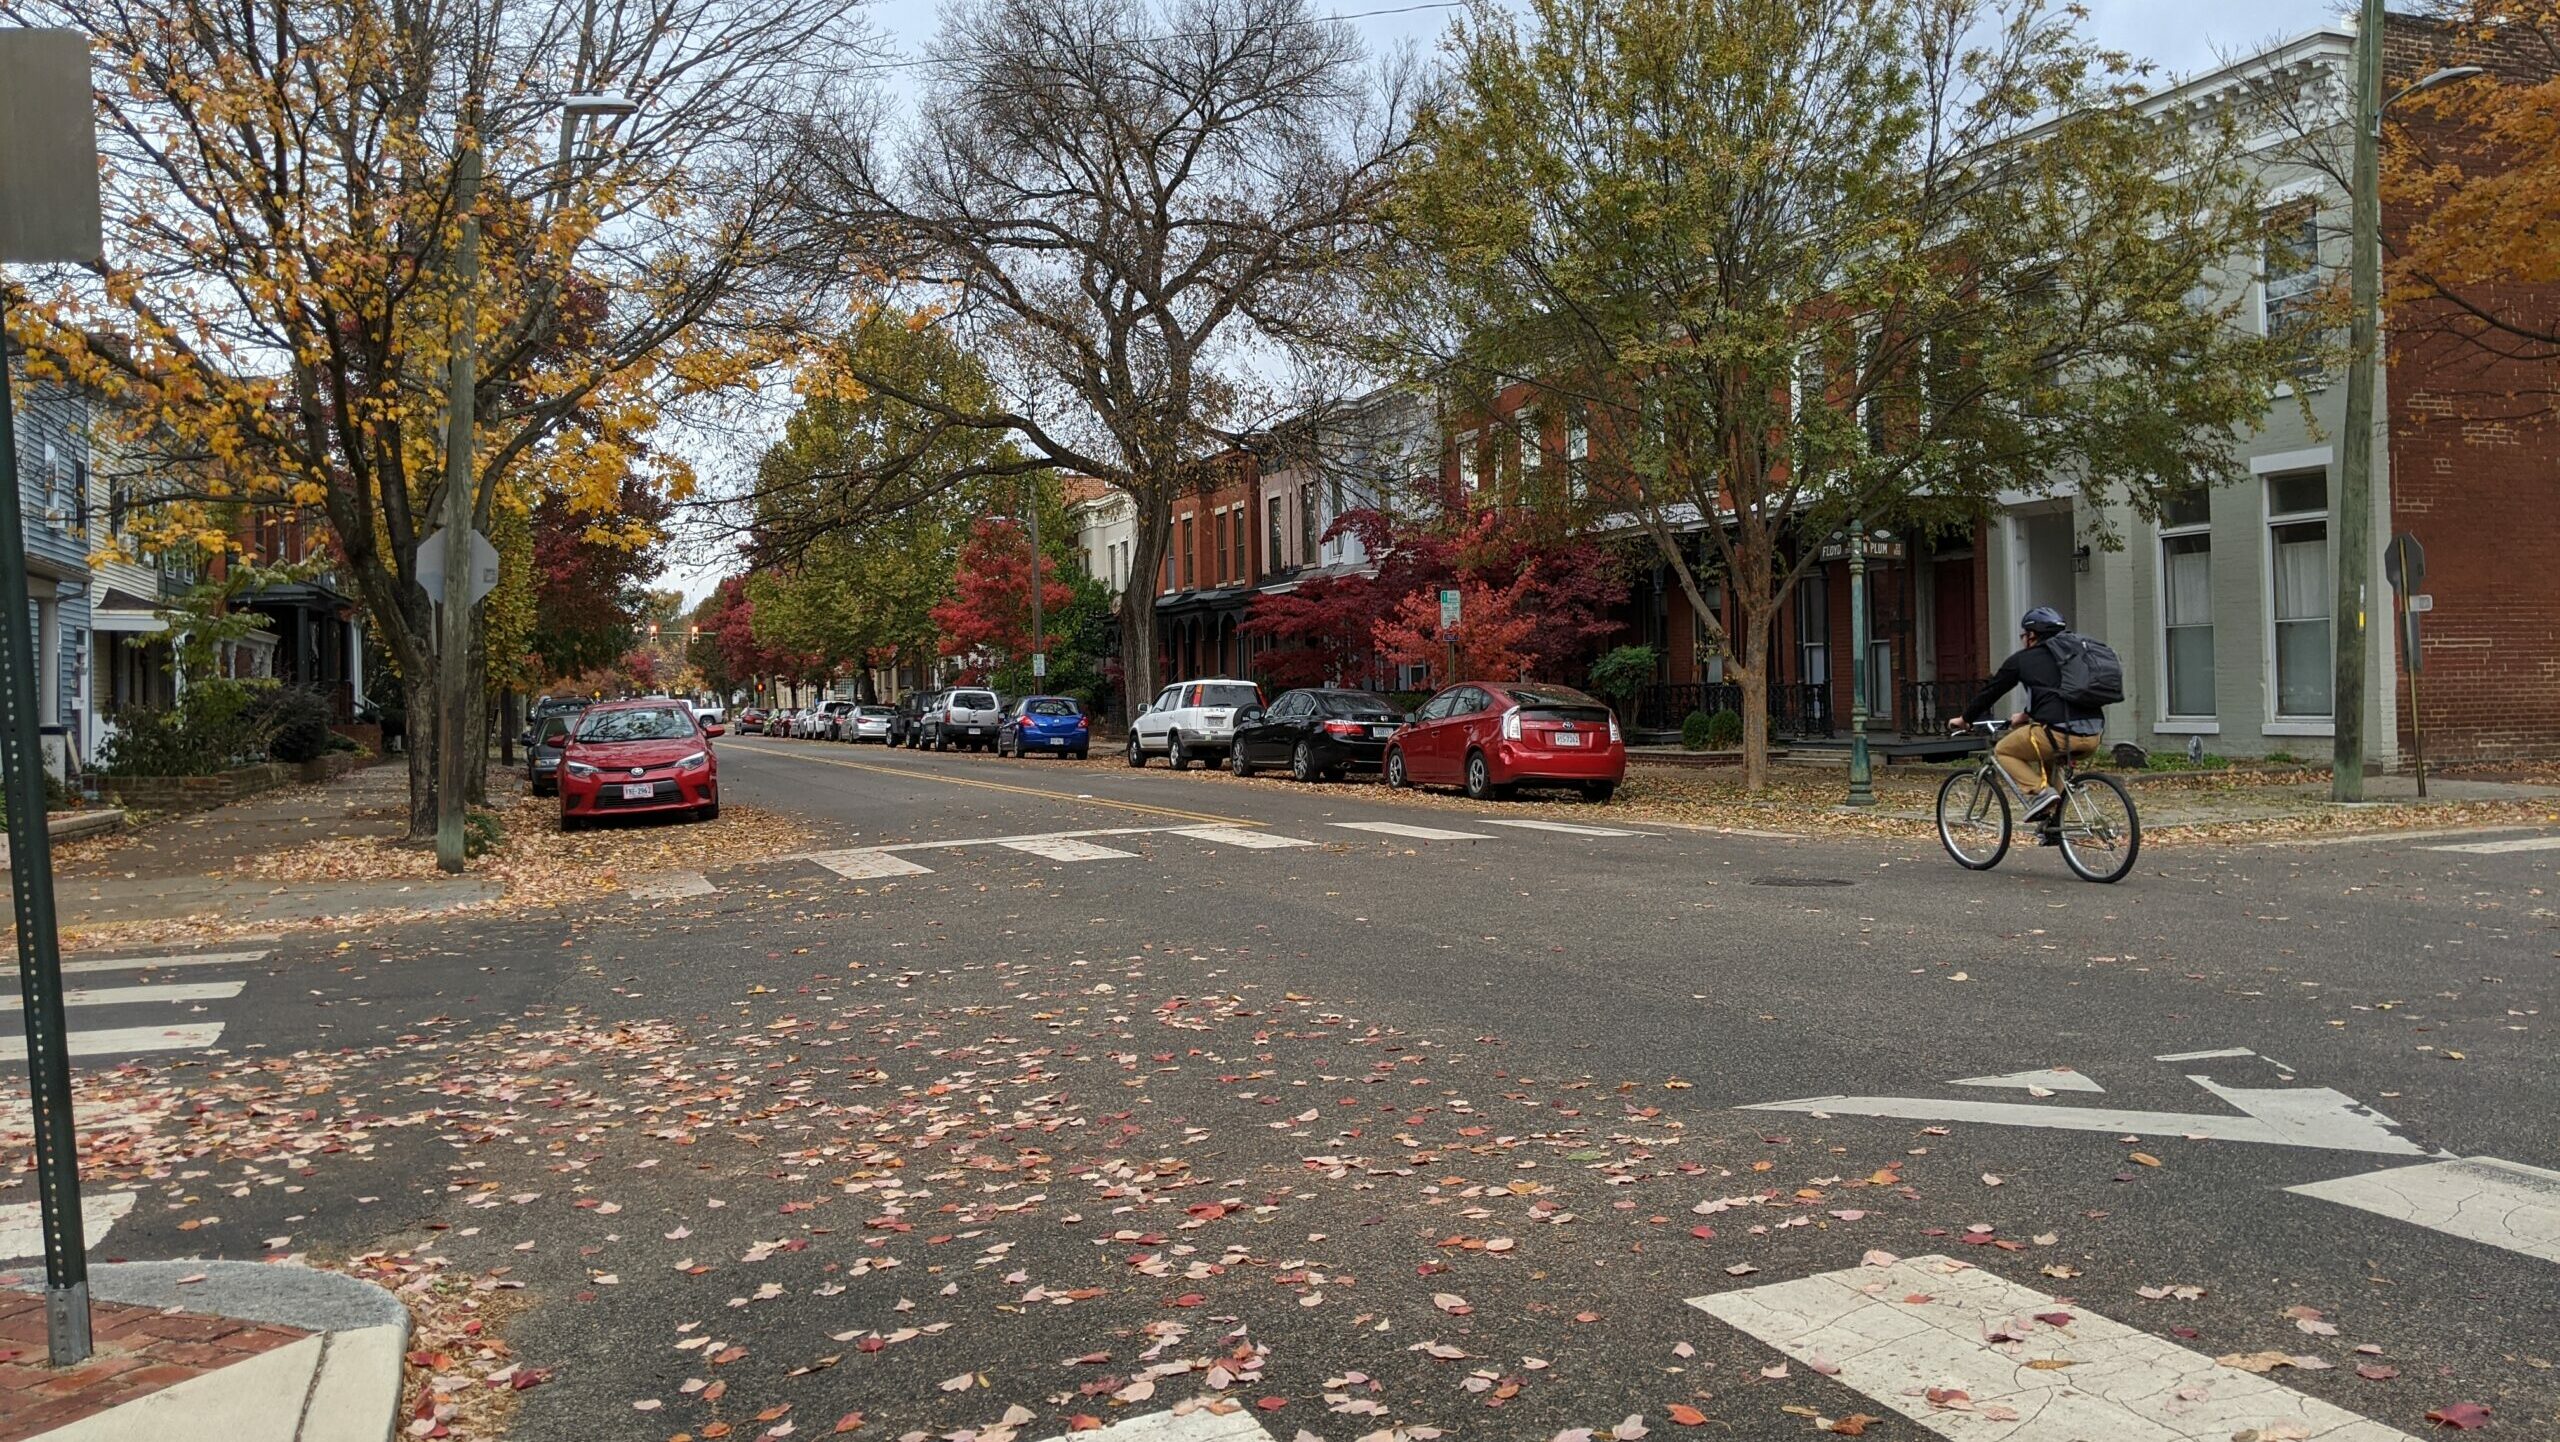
[1950,606,2106,824]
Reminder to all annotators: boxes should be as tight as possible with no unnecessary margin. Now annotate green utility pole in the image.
[2331,0,2384,802]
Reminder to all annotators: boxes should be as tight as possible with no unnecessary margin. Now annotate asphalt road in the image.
[9,736,2557,1441]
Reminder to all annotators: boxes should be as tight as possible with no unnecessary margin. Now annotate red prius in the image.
[1384,680,1626,803]
[557,698,721,829]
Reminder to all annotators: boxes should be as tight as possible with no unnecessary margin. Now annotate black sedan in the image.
[525,713,575,796]
[1228,687,1404,781]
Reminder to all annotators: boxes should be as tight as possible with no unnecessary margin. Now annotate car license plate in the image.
[621,782,655,799]
[965,727,984,736]
[1554,732,1582,747]
[1372,724,1395,737]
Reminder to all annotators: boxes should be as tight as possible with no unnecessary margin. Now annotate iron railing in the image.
[1635,681,1833,738]
[1896,678,1991,736]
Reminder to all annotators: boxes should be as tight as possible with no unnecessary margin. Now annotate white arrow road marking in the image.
[1953,1067,2105,1094]
[1742,1081,2427,1156]
[1164,826,1314,850]
[807,849,934,880]
[57,950,269,976]
[0,981,244,1011]
[1330,821,1492,842]
[999,836,1140,862]
[1479,818,1655,838]
[2155,1046,2261,1063]
[628,871,715,900]
[0,1023,227,1063]
[1032,1407,1278,1442]
[2291,1156,2560,1266]
[0,1193,136,1263]
[2427,834,2560,854]
[1691,1254,2418,1441]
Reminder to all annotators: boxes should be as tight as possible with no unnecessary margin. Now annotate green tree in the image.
[1391,0,2293,787]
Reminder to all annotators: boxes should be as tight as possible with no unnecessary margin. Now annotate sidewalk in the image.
[0,1261,407,1442]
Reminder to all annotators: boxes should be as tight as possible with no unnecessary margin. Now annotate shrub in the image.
[1680,710,1712,750]
[254,686,336,764]
[1587,645,1657,719]
[462,810,503,858]
[326,731,361,754]
[1684,707,1743,750]
[96,680,274,776]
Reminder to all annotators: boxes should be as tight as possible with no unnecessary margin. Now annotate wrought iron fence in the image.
[1634,681,1833,738]
[1897,678,1990,736]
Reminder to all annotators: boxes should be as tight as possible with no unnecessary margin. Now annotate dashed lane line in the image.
[0,1022,227,1063]
[55,950,270,976]
[1163,825,1316,850]
[1479,818,1656,838]
[999,836,1140,862]
[1691,1253,2418,1441]
[805,849,935,881]
[1329,821,1494,842]
[1,981,245,1012]
[2290,1156,2560,1267]
[2426,834,2560,854]
[720,740,1265,827]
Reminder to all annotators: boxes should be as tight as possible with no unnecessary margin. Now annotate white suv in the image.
[1128,678,1265,769]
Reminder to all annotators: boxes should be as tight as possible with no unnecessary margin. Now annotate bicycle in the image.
[1936,720,2141,883]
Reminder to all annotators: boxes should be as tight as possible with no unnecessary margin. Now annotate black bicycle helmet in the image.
[2019,606,2067,638]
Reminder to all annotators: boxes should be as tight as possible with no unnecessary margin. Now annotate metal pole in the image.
[1027,485,1045,682]
[0,300,94,1365]
[1845,518,1875,806]
[435,124,483,872]
[2332,0,2384,802]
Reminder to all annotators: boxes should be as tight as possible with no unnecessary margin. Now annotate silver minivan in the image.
[929,688,1003,752]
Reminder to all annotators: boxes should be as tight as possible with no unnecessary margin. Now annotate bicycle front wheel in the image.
[1937,769,2011,870]
[2058,772,2141,883]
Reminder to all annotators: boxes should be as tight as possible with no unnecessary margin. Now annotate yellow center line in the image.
[719,740,1266,829]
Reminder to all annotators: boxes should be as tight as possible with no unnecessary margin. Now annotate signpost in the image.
[0,27,105,1367]
[413,526,501,607]
[1438,588,1460,686]
[2385,533,2427,797]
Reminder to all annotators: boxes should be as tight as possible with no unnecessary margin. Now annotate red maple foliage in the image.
[1372,571,1544,680]
[695,576,827,691]
[929,518,1076,678]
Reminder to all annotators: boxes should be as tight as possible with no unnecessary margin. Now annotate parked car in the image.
[518,694,590,750]
[1127,678,1264,769]
[766,708,800,736]
[814,700,859,740]
[557,698,721,828]
[996,695,1090,758]
[1228,687,1401,781]
[525,713,575,796]
[850,705,895,743]
[923,688,1003,751]
[689,699,728,731]
[1384,680,1623,802]
[890,693,934,748]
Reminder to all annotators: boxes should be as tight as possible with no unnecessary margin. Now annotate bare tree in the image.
[782,0,1414,718]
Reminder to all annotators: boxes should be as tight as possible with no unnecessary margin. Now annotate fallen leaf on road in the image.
[1827,1416,1881,1436]
[2426,1402,2491,1430]
[1666,1405,1708,1426]
[2357,1363,2400,1381]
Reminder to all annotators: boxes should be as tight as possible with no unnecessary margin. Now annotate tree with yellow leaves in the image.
[0,0,858,836]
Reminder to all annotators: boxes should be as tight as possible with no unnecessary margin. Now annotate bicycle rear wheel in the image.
[1937,769,2011,870]
[2057,772,2140,883]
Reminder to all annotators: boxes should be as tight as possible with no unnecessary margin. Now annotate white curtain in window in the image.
[2272,524,2327,621]
[2271,520,2331,716]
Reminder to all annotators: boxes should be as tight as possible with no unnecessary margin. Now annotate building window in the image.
[2159,489,2215,718]
[1298,479,1319,563]
[2262,199,2320,372]
[1267,494,1286,571]
[1795,567,1829,687]
[1233,507,1250,580]
[1179,514,1194,588]
[1456,430,1480,493]
[1565,414,1588,501]
[2266,470,2330,718]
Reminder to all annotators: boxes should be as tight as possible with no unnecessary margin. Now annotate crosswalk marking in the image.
[2290,1156,2560,1266]
[1032,1407,1277,1442]
[1692,1254,2417,1442]
[0,1193,136,1263]
[2426,834,2560,854]
[1,981,245,1012]
[998,836,1139,862]
[1164,825,1315,850]
[1480,818,1652,838]
[1329,821,1492,842]
[807,848,934,880]
[57,950,269,976]
[0,1022,227,1063]
[629,871,716,900]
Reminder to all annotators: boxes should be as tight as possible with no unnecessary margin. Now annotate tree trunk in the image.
[406,671,441,840]
[1118,498,1170,724]
[466,644,491,807]
[1735,614,1773,793]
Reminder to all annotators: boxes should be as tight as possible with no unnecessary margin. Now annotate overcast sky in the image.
[666,0,2351,605]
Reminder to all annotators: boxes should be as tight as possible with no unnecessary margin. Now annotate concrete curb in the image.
[0,809,125,868]
[11,1261,409,1442]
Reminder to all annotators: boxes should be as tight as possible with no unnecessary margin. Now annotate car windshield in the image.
[1197,683,1260,709]
[536,718,572,744]
[1027,698,1078,716]
[576,707,696,743]
[1504,684,1602,710]
[1319,691,1394,717]
[861,707,892,718]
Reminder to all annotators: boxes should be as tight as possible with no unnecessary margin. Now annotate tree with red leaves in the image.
[688,577,828,700]
[930,518,1078,682]
[527,479,672,682]
[1372,571,1544,682]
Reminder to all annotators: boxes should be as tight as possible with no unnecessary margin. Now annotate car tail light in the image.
[1608,714,1622,744]
[1074,715,1090,729]
[1500,706,1523,741]
[1321,719,1364,737]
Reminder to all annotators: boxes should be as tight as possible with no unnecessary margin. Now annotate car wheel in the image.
[698,799,721,822]
[1290,741,1317,783]
[1072,748,1089,761]
[560,812,582,833]
[1323,765,1348,782]
[1463,750,1509,802]
[1230,744,1254,777]
[1581,781,1618,804]
[1168,734,1189,770]
[1385,748,1409,789]
[1127,734,1146,767]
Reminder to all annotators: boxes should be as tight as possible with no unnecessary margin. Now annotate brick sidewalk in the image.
[0,1288,309,1441]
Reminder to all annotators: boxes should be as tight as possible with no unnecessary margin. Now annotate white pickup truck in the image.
[1127,678,1265,769]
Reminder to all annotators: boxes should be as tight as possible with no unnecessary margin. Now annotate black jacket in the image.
[1964,639,2106,733]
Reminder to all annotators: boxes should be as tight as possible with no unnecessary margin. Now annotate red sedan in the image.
[1384,680,1625,803]
[558,699,722,830]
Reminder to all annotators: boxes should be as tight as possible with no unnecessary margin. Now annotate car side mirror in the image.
[1239,707,1264,723]
[1403,712,1417,725]
[704,723,726,738]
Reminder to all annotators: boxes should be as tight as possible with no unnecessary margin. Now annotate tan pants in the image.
[1993,725,2101,797]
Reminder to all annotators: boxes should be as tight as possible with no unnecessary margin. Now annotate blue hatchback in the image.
[997,695,1090,759]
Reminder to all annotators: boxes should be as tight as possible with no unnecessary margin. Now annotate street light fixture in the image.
[562,92,641,120]
[2331,8,2489,802]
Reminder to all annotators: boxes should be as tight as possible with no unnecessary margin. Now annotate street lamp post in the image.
[1845,517,1875,807]
[2331,0,2485,801]
[1027,485,1046,682]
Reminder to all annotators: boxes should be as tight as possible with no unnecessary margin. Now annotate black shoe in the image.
[2020,787,2061,822]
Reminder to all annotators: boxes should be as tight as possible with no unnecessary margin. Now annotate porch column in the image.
[347,621,363,705]
[34,592,61,728]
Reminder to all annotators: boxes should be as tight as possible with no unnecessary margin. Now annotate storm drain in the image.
[1750,876,1854,888]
